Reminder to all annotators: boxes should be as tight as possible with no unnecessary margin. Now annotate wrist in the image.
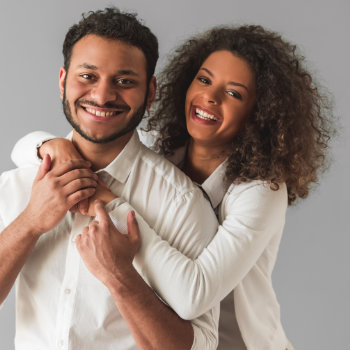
[38,139,53,160]
[105,265,142,299]
[20,205,53,238]
[15,210,43,241]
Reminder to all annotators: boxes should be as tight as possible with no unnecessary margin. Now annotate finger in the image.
[35,154,51,181]
[94,200,111,224]
[98,178,110,190]
[127,211,141,251]
[59,168,98,186]
[63,177,97,195]
[69,203,80,213]
[50,159,93,177]
[78,198,89,215]
[67,187,96,208]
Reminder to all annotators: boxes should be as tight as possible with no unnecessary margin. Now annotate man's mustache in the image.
[77,99,130,111]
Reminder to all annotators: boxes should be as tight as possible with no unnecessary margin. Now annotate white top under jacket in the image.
[2,131,219,350]
[11,130,290,350]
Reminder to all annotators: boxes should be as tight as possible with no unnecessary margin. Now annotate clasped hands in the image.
[24,138,141,286]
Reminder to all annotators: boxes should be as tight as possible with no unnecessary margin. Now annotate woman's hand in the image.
[83,179,117,216]
[39,138,84,165]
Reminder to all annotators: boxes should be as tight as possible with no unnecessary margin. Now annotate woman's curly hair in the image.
[147,25,334,204]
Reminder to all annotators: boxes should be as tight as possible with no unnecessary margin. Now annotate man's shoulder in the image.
[0,166,37,224]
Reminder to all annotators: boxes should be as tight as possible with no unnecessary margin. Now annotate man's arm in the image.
[0,156,97,304]
[76,201,217,350]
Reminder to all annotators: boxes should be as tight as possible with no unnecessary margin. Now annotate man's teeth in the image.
[195,108,218,121]
[86,108,116,117]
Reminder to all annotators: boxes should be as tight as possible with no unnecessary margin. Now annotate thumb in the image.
[127,211,141,252]
[94,199,111,224]
[35,154,51,181]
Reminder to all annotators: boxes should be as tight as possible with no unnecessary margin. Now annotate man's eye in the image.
[117,79,134,85]
[80,73,93,80]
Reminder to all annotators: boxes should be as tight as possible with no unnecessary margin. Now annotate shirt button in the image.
[64,288,71,295]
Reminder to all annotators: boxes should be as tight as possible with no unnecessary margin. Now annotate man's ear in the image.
[58,67,67,99]
[146,76,157,110]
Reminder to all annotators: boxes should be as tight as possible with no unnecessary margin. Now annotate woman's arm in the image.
[122,181,288,319]
[11,129,155,167]
[11,131,57,167]
[11,131,288,321]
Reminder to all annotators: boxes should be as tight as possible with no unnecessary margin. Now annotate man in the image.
[0,8,219,349]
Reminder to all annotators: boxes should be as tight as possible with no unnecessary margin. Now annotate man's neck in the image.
[72,130,134,171]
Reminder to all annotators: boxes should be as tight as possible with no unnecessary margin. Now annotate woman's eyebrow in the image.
[200,67,249,91]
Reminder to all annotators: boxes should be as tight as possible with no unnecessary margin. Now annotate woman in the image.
[12,25,333,349]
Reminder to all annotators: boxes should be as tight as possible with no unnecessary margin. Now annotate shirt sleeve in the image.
[108,182,287,320]
[11,131,57,167]
[0,215,5,310]
[106,194,220,349]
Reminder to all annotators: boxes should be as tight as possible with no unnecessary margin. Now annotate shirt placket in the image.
[55,213,90,350]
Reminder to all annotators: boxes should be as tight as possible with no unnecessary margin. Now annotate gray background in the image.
[0,0,348,349]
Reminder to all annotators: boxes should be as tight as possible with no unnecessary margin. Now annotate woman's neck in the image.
[184,140,230,184]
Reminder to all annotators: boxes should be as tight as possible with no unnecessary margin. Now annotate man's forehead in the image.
[70,34,147,74]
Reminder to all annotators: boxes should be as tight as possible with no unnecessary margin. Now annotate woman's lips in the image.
[191,106,221,124]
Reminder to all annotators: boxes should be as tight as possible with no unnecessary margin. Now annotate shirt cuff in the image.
[105,198,131,235]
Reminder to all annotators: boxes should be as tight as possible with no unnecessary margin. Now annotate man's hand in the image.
[21,154,98,237]
[76,200,141,287]
[38,138,116,216]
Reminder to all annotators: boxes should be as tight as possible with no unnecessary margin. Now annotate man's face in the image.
[59,34,155,144]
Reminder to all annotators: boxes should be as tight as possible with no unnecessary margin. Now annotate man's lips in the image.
[79,104,130,118]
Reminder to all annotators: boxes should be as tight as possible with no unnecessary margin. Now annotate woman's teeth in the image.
[195,108,218,121]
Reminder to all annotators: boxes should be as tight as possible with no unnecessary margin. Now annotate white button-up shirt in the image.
[126,145,290,350]
[1,132,219,349]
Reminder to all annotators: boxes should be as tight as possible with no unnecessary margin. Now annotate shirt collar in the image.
[200,159,229,209]
[169,146,229,210]
[97,131,141,184]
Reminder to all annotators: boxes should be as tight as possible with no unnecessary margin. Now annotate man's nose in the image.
[90,80,117,106]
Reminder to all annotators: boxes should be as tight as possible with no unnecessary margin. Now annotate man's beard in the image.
[62,92,147,144]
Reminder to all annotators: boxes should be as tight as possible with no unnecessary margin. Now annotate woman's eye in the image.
[197,76,210,84]
[227,90,242,100]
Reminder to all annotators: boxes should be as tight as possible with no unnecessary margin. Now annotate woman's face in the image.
[185,50,256,151]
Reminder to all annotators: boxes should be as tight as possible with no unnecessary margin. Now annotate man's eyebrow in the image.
[200,67,249,92]
[77,64,139,77]
[116,69,139,77]
[78,63,98,70]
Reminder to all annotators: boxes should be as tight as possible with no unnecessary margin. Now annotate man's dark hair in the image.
[62,7,159,82]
